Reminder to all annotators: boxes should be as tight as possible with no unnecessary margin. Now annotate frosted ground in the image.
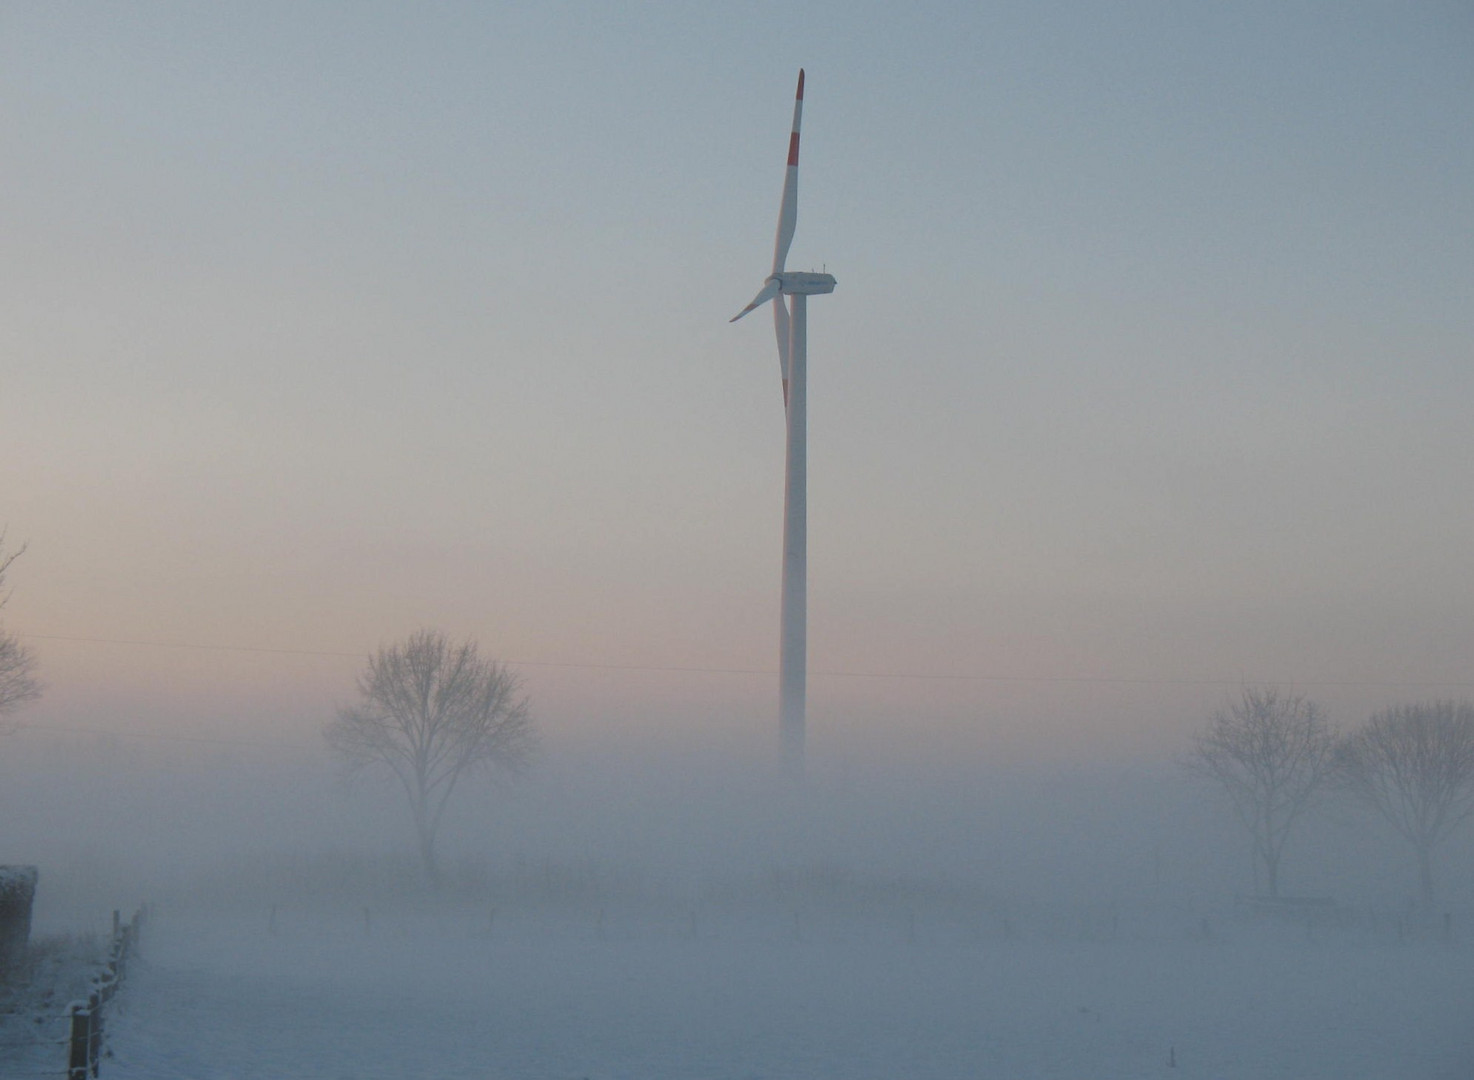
[98,896,1473,1080]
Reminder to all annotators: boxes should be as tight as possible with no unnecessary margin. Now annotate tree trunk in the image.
[414,811,440,889]
[1418,845,1435,911]
[1264,849,1281,899]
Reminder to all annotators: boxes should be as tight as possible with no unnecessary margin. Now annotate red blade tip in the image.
[796,70,805,99]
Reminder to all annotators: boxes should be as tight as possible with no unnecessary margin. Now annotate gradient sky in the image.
[3,2,1472,765]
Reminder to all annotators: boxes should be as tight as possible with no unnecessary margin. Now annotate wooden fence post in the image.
[68,1003,90,1080]
[87,989,102,1077]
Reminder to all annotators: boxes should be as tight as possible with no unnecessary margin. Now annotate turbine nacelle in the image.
[777,271,836,296]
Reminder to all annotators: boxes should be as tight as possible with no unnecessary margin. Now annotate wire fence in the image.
[0,906,146,1080]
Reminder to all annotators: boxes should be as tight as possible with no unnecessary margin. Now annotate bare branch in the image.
[1182,686,1336,898]
[1337,700,1474,909]
[0,532,41,724]
[0,631,42,727]
[0,528,26,610]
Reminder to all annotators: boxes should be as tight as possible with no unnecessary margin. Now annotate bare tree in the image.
[326,630,534,884]
[0,534,42,726]
[1184,687,1336,898]
[1337,701,1474,910]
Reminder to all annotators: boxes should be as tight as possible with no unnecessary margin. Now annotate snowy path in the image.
[104,910,1474,1080]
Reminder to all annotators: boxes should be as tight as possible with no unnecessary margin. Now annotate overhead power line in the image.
[24,633,364,660]
[17,721,319,752]
[19,632,1474,691]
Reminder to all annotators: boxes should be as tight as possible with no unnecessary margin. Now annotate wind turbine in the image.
[730,69,836,776]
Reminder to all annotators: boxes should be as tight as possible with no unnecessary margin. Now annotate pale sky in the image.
[3,2,1472,765]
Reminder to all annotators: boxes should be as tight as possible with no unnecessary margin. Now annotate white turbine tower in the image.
[731,69,836,777]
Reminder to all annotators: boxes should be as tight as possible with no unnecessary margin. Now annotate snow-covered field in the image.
[96,901,1474,1080]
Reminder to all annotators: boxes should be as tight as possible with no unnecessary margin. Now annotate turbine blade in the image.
[730,278,781,322]
[771,69,804,275]
[773,294,791,398]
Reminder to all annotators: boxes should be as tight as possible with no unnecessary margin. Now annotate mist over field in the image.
[7,705,1474,1078]
[6,705,1470,923]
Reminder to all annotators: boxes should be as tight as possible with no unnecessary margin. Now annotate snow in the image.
[100,903,1474,1080]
